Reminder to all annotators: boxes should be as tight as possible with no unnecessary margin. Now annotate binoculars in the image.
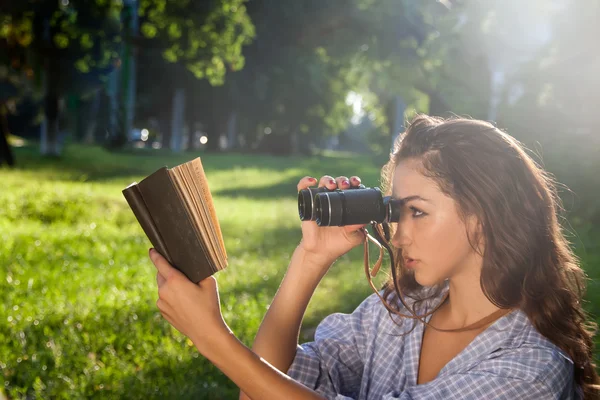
[298,186,401,226]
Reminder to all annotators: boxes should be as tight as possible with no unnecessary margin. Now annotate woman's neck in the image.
[443,267,502,328]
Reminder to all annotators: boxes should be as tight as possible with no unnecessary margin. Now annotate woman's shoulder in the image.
[464,309,576,396]
[503,309,573,363]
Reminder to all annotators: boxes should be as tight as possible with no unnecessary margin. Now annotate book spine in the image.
[122,184,172,262]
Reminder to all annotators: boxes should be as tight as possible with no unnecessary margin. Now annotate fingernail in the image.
[329,179,335,185]
[343,179,350,186]
[308,177,316,182]
[149,248,155,257]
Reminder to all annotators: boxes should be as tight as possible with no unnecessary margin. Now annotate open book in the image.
[122,158,227,283]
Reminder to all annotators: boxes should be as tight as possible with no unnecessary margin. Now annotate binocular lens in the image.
[386,197,401,224]
[298,187,329,221]
[314,188,386,226]
[298,184,365,221]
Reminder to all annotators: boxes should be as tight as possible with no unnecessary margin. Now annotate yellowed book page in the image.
[184,164,227,269]
[179,164,225,270]
[168,168,219,272]
[170,158,227,271]
[188,158,227,262]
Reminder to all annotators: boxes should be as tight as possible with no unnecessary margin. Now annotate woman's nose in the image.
[390,224,411,248]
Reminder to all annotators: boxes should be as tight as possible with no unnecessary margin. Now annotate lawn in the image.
[1,144,598,399]
[0,145,389,399]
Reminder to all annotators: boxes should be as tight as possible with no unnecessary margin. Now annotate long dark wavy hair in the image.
[379,114,599,398]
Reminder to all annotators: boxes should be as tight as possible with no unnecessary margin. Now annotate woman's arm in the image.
[251,245,329,370]
[202,327,327,400]
[238,245,330,400]
[149,247,328,399]
[239,175,366,399]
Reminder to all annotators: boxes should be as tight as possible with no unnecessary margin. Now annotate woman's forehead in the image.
[391,161,439,199]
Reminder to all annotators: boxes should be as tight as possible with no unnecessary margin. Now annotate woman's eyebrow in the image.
[392,195,431,205]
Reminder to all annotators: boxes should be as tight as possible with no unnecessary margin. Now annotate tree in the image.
[1,0,123,155]
[121,0,255,151]
[189,0,454,155]
[0,0,255,154]
[493,0,600,223]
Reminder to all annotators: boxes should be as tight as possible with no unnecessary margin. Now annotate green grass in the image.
[0,145,388,399]
[0,144,598,399]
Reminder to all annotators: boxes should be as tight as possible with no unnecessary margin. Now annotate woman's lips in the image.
[404,258,419,269]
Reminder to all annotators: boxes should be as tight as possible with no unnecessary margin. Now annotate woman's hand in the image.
[150,250,331,400]
[149,248,231,351]
[297,175,366,269]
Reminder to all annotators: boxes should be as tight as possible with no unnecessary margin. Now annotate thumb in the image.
[149,248,185,280]
[197,276,218,290]
[346,225,367,245]
[344,223,367,233]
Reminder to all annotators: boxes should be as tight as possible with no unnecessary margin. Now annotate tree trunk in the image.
[206,107,221,152]
[488,68,505,122]
[83,91,101,144]
[428,90,451,118]
[226,111,237,150]
[170,88,185,152]
[388,95,406,150]
[121,0,137,148]
[236,116,249,150]
[41,94,61,156]
[186,117,196,151]
[0,104,15,167]
[290,130,299,155]
[67,95,84,142]
[41,59,62,156]
[104,64,127,148]
[415,84,451,118]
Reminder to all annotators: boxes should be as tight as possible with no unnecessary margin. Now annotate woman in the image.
[150,115,599,399]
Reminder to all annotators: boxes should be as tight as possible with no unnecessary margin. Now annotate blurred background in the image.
[0,0,598,398]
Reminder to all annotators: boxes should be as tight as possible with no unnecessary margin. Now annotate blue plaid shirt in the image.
[287,287,577,399]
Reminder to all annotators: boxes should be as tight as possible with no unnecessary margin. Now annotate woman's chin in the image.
[413,270,442,288]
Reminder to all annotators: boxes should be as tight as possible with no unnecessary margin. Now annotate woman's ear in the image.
[467,215,485,256]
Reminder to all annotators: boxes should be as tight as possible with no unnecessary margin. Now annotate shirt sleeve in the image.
[286,293,380,399]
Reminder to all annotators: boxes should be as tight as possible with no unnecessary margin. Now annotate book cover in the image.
[122,159,226,283]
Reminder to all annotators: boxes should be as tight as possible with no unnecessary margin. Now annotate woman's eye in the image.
[409,206,425,218]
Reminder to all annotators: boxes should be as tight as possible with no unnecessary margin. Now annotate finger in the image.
[157,271,166,287]
[160,312,186,338]
[197,275,217,290]
[346,225,368,243]
[161,311,174,325]
[157,306,176,326]
[149,248,180,280]
[318,175,337,190]
[297,176,318,191]
[344,223,368,234]
[335,176,350,190]
[156,298,171,313]
[349,176,362,188]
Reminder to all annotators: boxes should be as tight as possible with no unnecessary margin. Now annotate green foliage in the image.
[0,0,255,98]
[1,0,123,68]
[0,0,123,103]
[201,0,447,148]
[138,0,255,85]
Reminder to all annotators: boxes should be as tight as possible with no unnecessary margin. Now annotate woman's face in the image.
[389,159,482,287]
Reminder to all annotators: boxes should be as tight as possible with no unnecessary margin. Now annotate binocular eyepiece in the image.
[298,186,401,226]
